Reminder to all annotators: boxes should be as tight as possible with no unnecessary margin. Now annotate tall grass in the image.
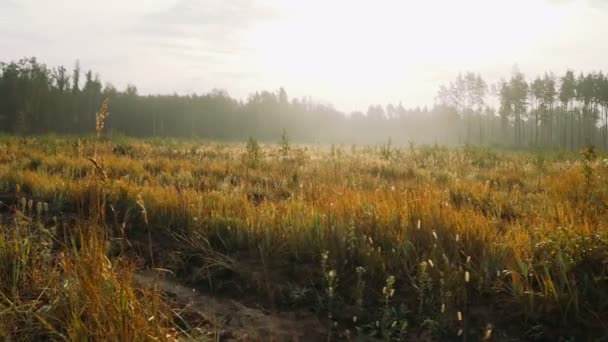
[0,211,173,340]
[0,135,607,339]
[0,105,181,340]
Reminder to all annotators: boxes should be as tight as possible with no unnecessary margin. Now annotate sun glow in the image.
[2,0,603,112]
[246,0,569,110]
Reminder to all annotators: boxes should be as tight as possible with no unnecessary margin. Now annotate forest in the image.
[2,57,608,148]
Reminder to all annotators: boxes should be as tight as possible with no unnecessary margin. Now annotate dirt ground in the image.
[134,269,327,341]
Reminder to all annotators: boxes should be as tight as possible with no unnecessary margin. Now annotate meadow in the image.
[1,133,607,340]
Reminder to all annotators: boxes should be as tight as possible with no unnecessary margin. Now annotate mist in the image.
[2,0,608,148]
[1,0,608,111]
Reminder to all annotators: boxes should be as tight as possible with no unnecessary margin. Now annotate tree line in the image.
[1,57,607,149]
[436,68,608,149]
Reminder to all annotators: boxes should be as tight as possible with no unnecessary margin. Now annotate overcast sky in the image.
[1,0,607,112]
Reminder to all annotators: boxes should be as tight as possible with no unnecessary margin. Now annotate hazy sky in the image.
[1,0,607,112]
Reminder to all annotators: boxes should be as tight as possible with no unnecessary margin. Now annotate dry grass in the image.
[0,135,607,340]
[0,212,174,340]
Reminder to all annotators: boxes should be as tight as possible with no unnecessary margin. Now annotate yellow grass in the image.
[0,135,607,339]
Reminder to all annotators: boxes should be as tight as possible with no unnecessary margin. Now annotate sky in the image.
[1,0,608,112]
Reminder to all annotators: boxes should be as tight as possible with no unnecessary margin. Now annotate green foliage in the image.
[380,137,392,161]
[244,136,263,166]
[279,128,290,158]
